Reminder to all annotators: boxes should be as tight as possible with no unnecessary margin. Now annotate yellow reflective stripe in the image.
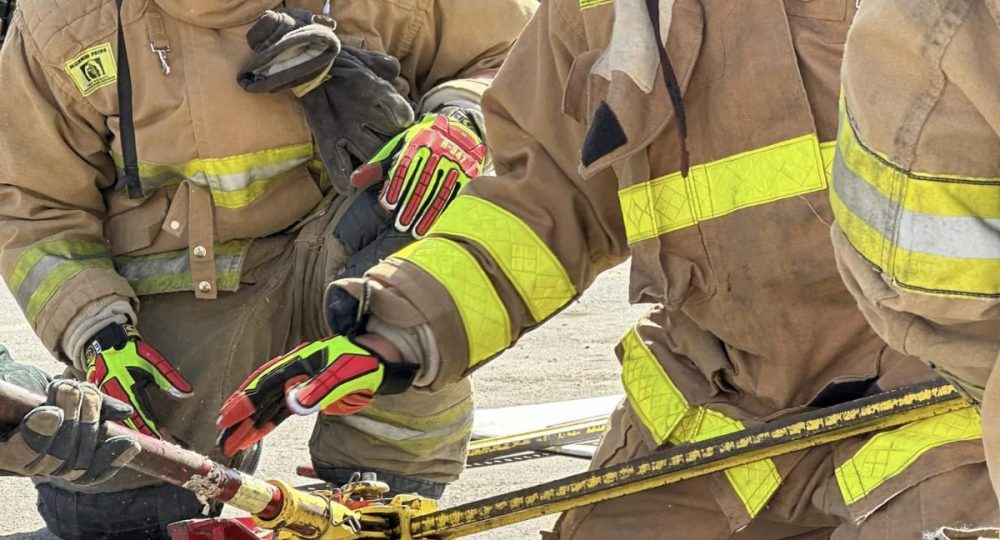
[620,328,689,444]
[835,407,982,505]
[833,102,1000,297]
[114,240,249,296]
[429,196,576,323]
[9,239,107,293]
[27,258,114,324]
[838,113,1000,219]
[393,238,512,367]
[112,143,315,208]
[620,328,780,517]
[8,239,114,324]
[620,134,831,244]
[820,141,836,177]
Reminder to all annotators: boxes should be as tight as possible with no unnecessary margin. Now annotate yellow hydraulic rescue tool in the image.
[0,379,971,539]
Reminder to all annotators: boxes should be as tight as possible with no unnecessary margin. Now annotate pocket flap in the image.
[104,190,169,255]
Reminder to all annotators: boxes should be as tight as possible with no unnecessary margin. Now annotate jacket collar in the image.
[576,0,703,178]
[153,0,283,28]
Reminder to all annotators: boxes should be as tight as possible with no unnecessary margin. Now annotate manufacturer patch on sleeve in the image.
[64,43,117,96]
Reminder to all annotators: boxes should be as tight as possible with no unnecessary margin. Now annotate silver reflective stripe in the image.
[341,413,472,443]
[834,153,1000,260]
[120,157,310,193]
[15,252,107,308]
[116,253,243,281]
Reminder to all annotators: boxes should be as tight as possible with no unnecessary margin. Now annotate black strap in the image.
[644,0,690,178]
[114,0,143,199]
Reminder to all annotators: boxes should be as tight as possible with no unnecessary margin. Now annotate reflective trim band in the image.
[344,397,474,455]
[619,328,780,517]
[8,239,114,324]
[429,196,576,322]
[114,240,249,296]
[113,143,314,208]
[620,328,689,444]
[832,102,1000,297]
[835,406,982,505]
[393,238,512,368]
[619,135,833,244]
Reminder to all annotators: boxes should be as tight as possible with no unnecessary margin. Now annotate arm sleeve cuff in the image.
[60,298,137,371]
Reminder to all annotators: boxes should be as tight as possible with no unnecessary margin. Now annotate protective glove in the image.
[0,380,140,485]
[216,335,418,457]
[330,183,418,279]
[350,108,488,238]
[239,9,415,194]
[237,9,341,95]
[85,323,192,439]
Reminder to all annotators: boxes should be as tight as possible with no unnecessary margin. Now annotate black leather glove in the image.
[239,9,414,193]
[331,184,414,279]
[304,46,416,194]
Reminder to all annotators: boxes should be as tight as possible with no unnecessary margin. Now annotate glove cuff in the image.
[378,361,420,395]
[85,323,141,365]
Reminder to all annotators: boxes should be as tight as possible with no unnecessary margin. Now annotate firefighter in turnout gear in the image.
[829,0,1000,521]
[0,0,534,537]
[221,0,1000,537]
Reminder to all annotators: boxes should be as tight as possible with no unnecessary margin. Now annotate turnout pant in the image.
[547,403,999,540]
[37,197,473,539]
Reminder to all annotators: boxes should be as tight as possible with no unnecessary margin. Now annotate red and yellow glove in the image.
[216,334,418,457]
[350,109,488,238]
[84,323,192,439]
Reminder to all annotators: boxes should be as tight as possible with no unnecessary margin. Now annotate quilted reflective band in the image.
[393,237,512,368]
[619,135,835,244]
[835,406,981,505]
[620,328,781,518]
[831,101,1000,298]
[427,196,576,323]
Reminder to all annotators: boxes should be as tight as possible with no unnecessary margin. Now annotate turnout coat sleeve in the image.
[829,0,1000,400]
[0,10,137,361]
[334,0,631,390]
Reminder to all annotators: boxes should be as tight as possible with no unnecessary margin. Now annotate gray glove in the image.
[239,9,415,193]
[0,375,140,485]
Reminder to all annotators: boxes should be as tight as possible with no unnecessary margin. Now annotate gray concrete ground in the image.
[0,263,647,539]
